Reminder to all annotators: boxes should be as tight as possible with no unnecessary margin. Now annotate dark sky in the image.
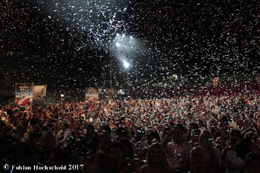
[0,0,260,99]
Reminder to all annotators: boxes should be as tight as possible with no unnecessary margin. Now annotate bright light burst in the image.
[123,61,130,69]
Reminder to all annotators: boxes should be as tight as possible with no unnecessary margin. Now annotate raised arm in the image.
[162,128,172,149]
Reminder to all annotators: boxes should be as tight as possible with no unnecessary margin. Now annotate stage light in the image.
[60,94,64,104]
[123,61,130,69]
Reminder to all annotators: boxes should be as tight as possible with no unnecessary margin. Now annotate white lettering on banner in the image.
[19,86,30,92]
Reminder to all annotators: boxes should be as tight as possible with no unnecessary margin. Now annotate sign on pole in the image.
[15,83,34,106]
[85,87,99,101]
[33,85,47,106]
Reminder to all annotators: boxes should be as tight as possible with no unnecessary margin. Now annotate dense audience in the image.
[1,1,260,172]
[0,93,260,173]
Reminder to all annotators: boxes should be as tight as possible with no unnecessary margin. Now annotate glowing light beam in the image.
[123,61,130,69]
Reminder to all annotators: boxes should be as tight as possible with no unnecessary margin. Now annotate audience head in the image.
[199,130,213,150]
[115,127,127,141]
[146,143,171,171]
[87,124,95,134]
[244,152,260,173]
[220,130,229,148]
[62,122,70,130]
[236,138,253,160]
[109,142,124,165]
[121,138,134,161]
[191,129,201,145]
[237,119,244,129]
[93,153,120,173]
[98,124,111,149]
[230,130,243,147]
[47,148,70,166]
[40,131,57,153]
[190,123,199,130]
[147,131,160,145]
[190,146,208,170]
[173,123,185,143]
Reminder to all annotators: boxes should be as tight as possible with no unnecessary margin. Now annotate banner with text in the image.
[15,83,34,106]
[85,87,99,101]
[33,85,47,106]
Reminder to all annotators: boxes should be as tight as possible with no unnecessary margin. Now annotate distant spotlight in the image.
[122,34,125,37]
[116,43,120,47]
[116,33,120,36]
[123,61,130,68]
[130,36,133,39]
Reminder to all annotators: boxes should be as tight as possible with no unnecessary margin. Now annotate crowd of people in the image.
[1,1,260,172]
[0,93,260,173]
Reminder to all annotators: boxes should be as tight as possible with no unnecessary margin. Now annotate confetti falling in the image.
[0,0,260,102]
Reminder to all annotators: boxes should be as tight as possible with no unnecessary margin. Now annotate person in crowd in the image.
[97,124,112,154]
[163,123,192,171]
[33,131,57,165]
[138,130,160,161]
[68,124,85,158]
[222,121,231,133]
[90,153,120,173]
[216,130,229,151]
[109,142,125,167]
[121,138,135,162]
[237,119,245,131]
[5,105,13,118]
[11,142,37,172]
[220,130,245,173]
[187,123,199,142]
[243,131,260,154]
[115,127,129,141]
[229,116,238,130]
[243,152,260,173]
[138,143,174,173]
[56,122,72,148]
[242,122,258,137]
[147,131,161,145]
[109,141,133,173]
[198,130,220,173]
[80,142,98,173]
[189,129,201,147]
[138,127,154,151]
[24,102,32,115]
[236,138,254,161]
[189,146,209,173]
[198,120,207,132]
[47,149,70,172]
[85,123,98,146]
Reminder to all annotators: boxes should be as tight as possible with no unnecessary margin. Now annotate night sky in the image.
[0,0,259,101]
